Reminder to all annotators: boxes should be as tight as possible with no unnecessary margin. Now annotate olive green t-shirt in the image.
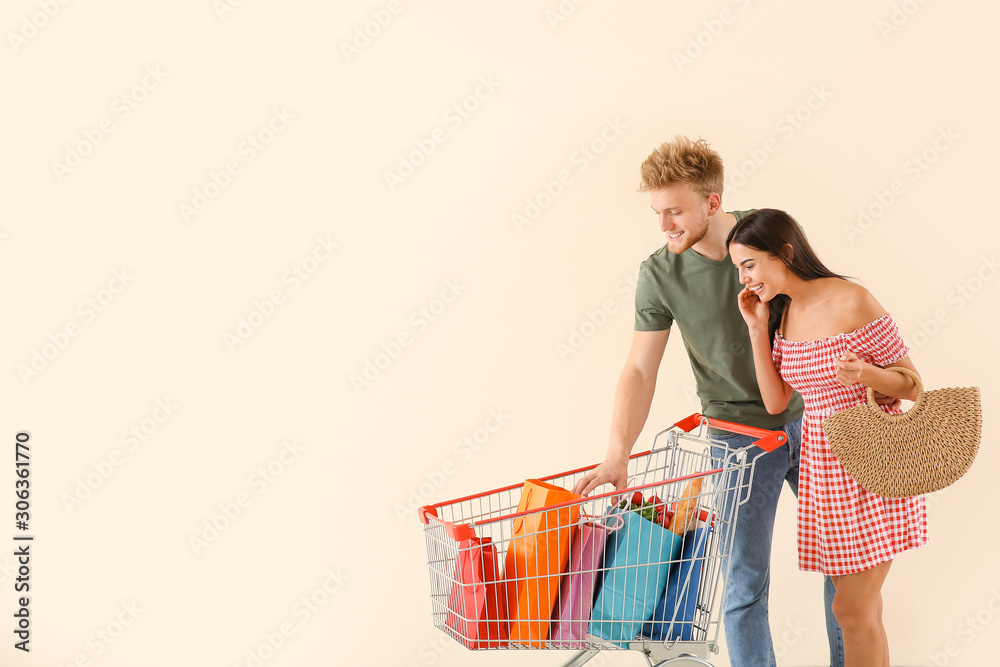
[634,209,804,429]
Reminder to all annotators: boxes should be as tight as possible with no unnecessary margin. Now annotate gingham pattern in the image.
[773,313,928,576]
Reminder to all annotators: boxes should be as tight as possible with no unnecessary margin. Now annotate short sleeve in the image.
[771,334,783,372]
[854,313,909,367]
[634,262,673,331]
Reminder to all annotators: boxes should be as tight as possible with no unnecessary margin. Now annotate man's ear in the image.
[706,192,722,215]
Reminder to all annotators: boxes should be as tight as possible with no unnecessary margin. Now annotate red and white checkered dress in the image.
[773,312,928,576]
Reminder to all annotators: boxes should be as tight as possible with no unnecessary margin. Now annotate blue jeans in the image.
[709,417,844,667]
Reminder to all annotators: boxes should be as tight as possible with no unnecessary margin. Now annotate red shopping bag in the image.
[503,479,582,647]
[445,537,508,648]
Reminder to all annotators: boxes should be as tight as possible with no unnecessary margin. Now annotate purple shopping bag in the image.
[549,513,622,647]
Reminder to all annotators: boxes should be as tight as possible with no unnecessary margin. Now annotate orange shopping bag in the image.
[503,479,581,647]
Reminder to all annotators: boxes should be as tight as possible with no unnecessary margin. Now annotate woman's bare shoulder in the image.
[833,281,887,330]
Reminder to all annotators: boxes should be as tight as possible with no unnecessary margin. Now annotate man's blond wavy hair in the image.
[638,136,724,197]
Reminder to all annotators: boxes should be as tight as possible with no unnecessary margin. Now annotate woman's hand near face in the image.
[737,285,770,334]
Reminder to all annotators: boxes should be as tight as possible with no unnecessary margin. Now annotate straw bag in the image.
[822,366,981,498]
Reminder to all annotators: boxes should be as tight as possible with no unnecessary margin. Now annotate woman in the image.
[727,209,927,667]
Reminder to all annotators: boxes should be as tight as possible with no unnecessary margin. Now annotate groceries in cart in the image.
[419,414,787,664]
[589,479,705,647]
[440,479,710,649]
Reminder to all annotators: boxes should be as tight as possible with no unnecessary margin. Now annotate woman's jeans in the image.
[709,417,844,667]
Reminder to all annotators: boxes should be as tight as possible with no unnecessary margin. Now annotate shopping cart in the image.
[418,413,787,667]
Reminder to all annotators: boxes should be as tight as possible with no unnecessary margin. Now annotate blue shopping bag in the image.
[641,525,711,641]
[589,510,683,647]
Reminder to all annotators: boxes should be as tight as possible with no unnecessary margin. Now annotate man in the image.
[572,136,844,667]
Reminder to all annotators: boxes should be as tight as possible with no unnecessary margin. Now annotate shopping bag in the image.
[445,537,508,648]
[503,479,582,647]
[548,513,623,647]
[641,524,711,641]
[589,509,683,647]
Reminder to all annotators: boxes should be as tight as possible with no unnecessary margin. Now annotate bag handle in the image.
[512,487,532,533]
[865,366,924,421]
[580,506,626,531]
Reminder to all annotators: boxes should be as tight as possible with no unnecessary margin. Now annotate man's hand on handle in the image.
[572,457,628,496]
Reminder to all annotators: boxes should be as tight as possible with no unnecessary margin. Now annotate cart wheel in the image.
[650,656,714,667]
[558,649,601,667]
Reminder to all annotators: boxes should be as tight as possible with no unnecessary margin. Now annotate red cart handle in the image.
[673,413,787,453]
[418,414,787,531]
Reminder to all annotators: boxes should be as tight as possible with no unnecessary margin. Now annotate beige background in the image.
[4,1,997,666]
